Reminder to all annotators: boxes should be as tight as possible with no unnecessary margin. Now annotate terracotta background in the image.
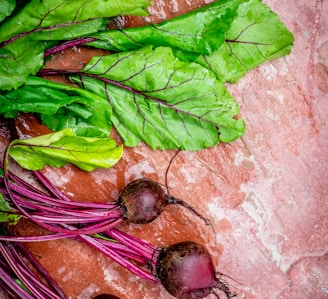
[1,0,327,298]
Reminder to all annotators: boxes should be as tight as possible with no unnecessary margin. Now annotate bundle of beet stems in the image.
[0,136,236,299]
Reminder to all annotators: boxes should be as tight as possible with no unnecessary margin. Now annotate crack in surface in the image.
[306,0,324,99]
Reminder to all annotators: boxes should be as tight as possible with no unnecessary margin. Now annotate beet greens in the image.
[0,0,151,91]
[44,0,294,85]
[0,0,294,150]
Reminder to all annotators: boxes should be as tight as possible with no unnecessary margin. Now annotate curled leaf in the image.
[8,128,123,171]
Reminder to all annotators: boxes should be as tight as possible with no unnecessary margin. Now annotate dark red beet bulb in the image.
[157,241,217,299]
[156,241,236,299]
[118,178,167,224]
[93,294,120,299]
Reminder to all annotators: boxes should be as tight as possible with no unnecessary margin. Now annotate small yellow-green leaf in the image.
[8,129,123,171]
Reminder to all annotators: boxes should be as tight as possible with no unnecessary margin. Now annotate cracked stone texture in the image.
[0,0,327,298]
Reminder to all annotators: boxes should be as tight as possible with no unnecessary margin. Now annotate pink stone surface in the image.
[1,0,327,298]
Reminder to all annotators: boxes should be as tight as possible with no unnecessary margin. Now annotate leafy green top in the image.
[0,0,294,155]
[0,0,151,90]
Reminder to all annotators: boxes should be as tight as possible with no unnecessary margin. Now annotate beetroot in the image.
[118,178,210,225]
[0,168,210,238]
[156,241,235,299]
[93,295,120,299]
[83,230,237,299]
[117,178,168,224]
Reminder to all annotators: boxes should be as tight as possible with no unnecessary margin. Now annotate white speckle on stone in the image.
[242,191,289,270]
[115,16,126,27]
[207,198,226,219]
[265,109,281,122]
[57,266,66,275]
[65,191,75,198]
[102,265,120,283]
[267,90,286,105]
[234,149,256,167]
[170,0,179,12]
[277,59,289,76]
[124,160,156,182]
[259,63,278,81]
[148,0,167,19]
[77,283,100,299]
[44,166,74,187]
[62,271,74,283]
[234,150,244,166]
[144,16,152,23]
[242,191,269,227]
[239,155,294,271]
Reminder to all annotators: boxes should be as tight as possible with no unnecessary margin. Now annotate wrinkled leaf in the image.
[196,0,294,83]
[87,0,294,84]
[8,128,123,171]
[88,0,246,55]
[0,0,150,43]
[70,46,245,150]
[1,76,112,137]
[0,0,151,90]
[0,19,105,90]
[0,37,52,90]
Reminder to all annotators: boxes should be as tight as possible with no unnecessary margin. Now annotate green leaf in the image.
[0,0,150,43]
[0,19,104,90]
[0,193,21,225]
[196,0,294,83]
[8,128,123,171]
[1,76,112,137]
[0,0,16,23]
[0,0,151,90]
[88,0,246,55]
[0,37,52,90]
[70,46,245,150]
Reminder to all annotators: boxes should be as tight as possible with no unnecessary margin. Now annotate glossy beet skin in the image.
[156,241,218,299]
[117,178,168,224]
[93,295,120,299]
[117,178,210,225]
